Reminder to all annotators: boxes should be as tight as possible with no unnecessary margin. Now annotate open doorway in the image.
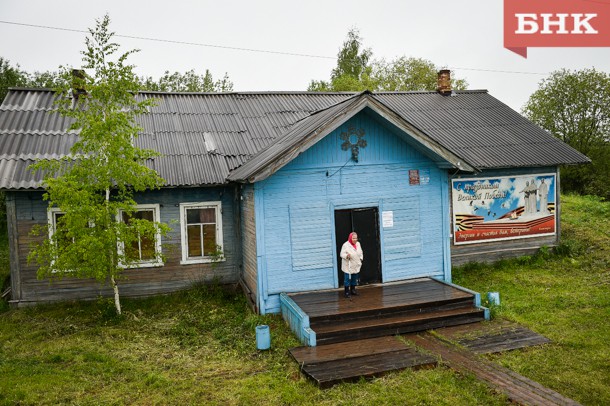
[334,207,382,286]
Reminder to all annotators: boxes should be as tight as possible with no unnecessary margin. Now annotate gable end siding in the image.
[256,112,449,313]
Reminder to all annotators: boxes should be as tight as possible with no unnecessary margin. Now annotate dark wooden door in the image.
[334,207,382,286]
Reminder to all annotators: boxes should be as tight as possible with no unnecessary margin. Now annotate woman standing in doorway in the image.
[340,232,364,298]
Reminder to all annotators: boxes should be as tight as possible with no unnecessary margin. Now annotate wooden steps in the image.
[305,289,486,346]
[289,336,437,388]
[287,278,486,346]
[313,305,485,345]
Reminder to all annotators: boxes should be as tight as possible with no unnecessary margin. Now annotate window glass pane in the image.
[186,209,199,224]
[125,240,140,261]
[202,224,217,256]
[140,234,155,260]
[122,208,157,262]
[136,210,154,222]
[200,208,215,223]
[53,213,71,250]
[186,208,215,224]
[123,209,154,224]
[187,225,202,257]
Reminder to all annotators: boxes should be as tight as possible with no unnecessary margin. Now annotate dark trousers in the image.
[343,273,359,287]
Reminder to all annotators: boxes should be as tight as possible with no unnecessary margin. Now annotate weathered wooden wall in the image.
[239,184,258,311]
[255,109,450,314]
[449,167,560,266]
[8,186,241,306]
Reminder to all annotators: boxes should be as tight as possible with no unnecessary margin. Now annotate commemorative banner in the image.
[452,174,556,245]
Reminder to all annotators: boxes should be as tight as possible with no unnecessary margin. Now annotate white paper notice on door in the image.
[382,211,394,228]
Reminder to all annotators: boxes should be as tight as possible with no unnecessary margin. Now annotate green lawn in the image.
[0,194,608,405]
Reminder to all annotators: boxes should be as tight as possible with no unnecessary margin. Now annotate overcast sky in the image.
[1,0,608,112]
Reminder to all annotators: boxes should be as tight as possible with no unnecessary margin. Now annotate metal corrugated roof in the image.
[373,92,589,169]
[228,94,364,182]
[0,88,590,189]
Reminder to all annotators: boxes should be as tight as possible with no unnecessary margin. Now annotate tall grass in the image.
[0,194,607,404]
[0,225,9,313]
[454,194,609,405]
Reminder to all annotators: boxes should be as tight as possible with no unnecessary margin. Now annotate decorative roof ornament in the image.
[340,126,367,162]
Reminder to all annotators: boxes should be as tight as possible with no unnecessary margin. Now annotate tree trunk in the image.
[111,275,121,315]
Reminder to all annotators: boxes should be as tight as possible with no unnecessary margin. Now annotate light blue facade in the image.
[254,109,453,314]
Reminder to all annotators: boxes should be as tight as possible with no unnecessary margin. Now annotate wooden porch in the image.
[281,277,486,347]
[281,277,486,387]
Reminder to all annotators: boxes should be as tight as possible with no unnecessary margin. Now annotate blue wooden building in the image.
[0,78,589,312]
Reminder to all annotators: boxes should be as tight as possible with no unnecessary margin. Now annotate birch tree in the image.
[29,15,169,314]
[308,28,467,92]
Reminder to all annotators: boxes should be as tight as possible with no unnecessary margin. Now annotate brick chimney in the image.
[437,69,452,95]
[72,69,87,100]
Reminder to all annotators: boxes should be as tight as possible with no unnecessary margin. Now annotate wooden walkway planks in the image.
[289,336,437,388]
[436,321,551,354]
[407,333,581,406]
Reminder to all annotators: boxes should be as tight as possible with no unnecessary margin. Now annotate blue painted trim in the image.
[440,172,452,283]
[329,203,339,289]
[432,277,481,307]
[332,199,381,210]
[377,199,386,283]
[280,293,316,346]
[254,182,268,314]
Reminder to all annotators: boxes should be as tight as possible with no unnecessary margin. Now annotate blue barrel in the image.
[487,292,500,306]
[256,325,270,350]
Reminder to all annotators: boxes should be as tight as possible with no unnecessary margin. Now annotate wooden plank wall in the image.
[9,186,241,306]
[239,184,258,309]
[6,194,22,301]
[451,235,558,266]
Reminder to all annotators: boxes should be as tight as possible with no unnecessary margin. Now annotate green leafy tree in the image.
[28,15,169,314]
[0,57,28,102]
[26,70,63,89]
[523,68,610,199]
[308,28,374,92]
[140,69,234,92]
[373,56,467,91]
[1,58,63,101]
[308,28,467,92]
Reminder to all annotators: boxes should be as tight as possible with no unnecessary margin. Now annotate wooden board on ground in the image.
[289,336,437,388]
[435,319,551,354]
[407,333,581,406]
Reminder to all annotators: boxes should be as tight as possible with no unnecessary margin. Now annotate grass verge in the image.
[453,194,609,405]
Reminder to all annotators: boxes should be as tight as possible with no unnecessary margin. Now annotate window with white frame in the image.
[48,208,70,251]
[180,202,223,264]
[118,204,163,267]
[48,207,95,273]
